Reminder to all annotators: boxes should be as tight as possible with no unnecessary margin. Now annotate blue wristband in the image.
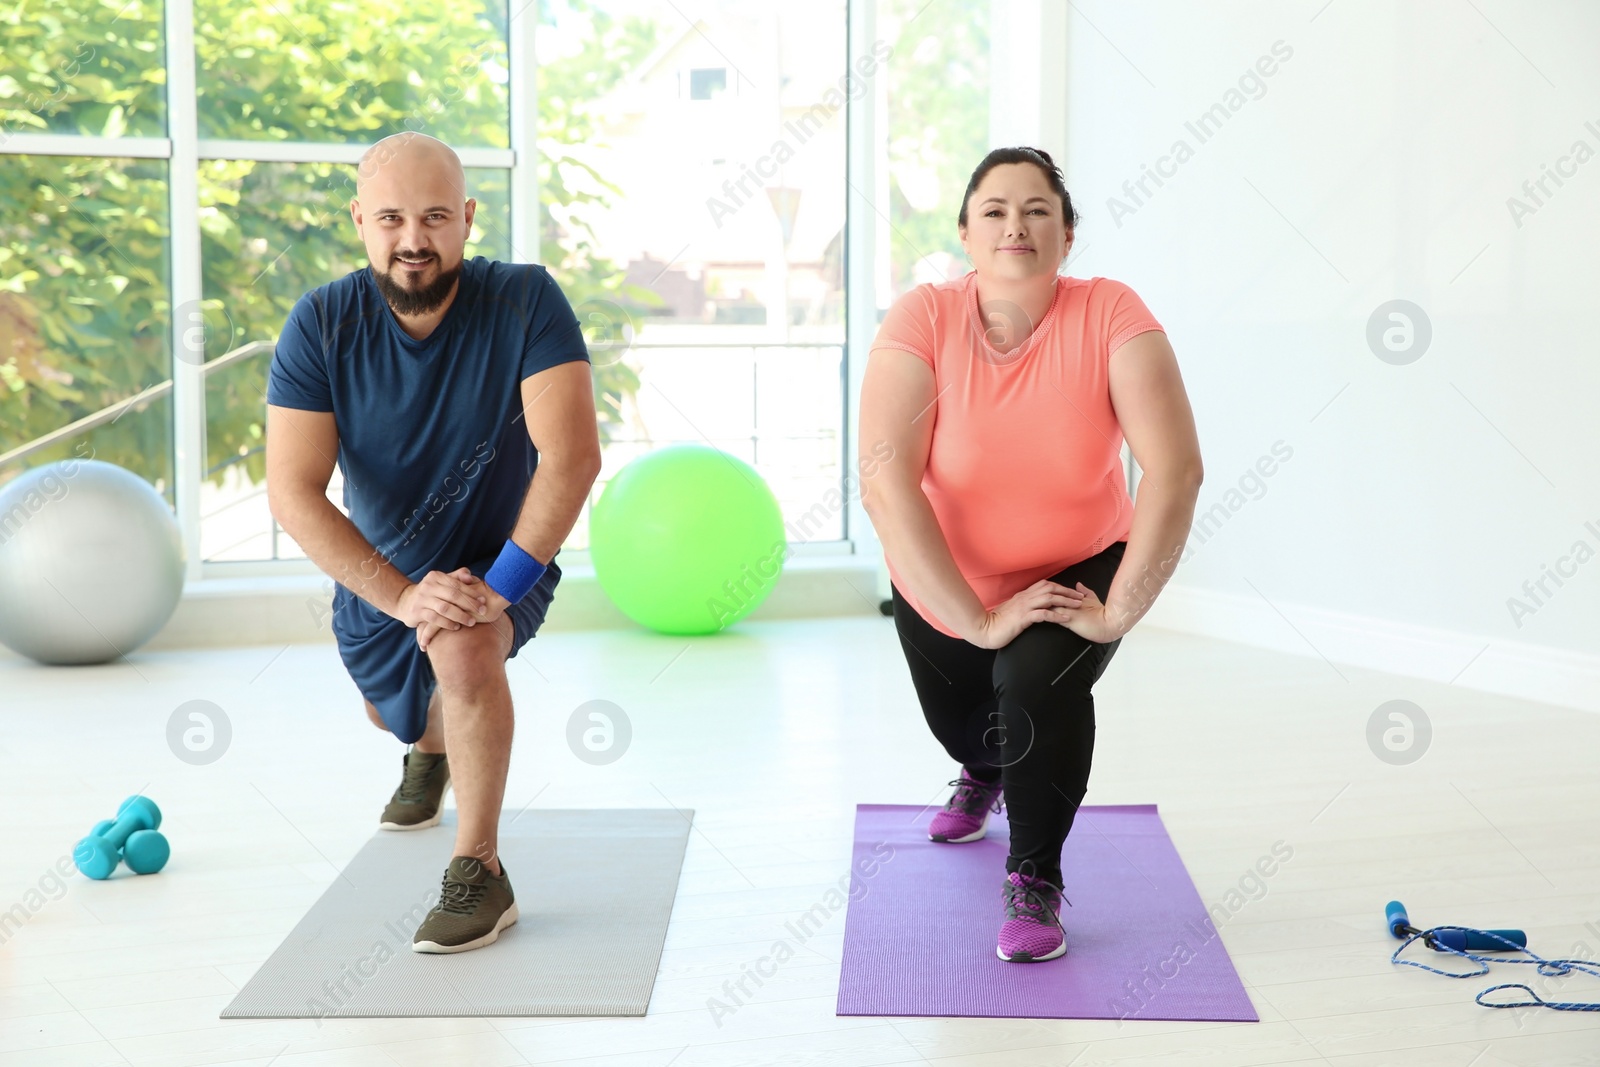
[484,539,547,604]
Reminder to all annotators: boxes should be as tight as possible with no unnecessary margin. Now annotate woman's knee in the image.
[363,700,388,731]
[995,626,1111,699]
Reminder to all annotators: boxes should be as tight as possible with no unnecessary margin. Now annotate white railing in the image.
[4,338,852,569]
[0,340,274,469]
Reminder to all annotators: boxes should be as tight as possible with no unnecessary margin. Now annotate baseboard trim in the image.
[1142,582,1600,714]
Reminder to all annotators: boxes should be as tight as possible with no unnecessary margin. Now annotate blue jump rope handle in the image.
[1432,928,1527,953]
[1386,900,1411,939]
[1385,900,1526,952]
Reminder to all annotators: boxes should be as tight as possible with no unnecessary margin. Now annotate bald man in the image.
[265,133,601,953]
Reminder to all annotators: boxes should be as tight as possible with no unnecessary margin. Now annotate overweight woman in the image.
[859,146,1203,962]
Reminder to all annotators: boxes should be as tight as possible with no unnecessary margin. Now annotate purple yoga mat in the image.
[836,803,1258,1022]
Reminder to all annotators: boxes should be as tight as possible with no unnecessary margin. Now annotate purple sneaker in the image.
[996,869,1067,962]
[928,769,1003,843]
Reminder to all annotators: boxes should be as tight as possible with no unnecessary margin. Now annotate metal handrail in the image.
[0,340,275,468]
[0,337,843,469]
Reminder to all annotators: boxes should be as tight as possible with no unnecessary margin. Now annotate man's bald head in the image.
[355,133,466,200]
[350,133,476,319]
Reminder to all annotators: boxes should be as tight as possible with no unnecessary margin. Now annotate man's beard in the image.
[371,254,462,316]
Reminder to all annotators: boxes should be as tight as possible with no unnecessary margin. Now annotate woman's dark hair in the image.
[958,146,1079,231]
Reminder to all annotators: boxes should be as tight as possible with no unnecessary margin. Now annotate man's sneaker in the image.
[380,747,450,830]
[996,868,1068,962]
[928,768,1003,842]
[412,856,518,954]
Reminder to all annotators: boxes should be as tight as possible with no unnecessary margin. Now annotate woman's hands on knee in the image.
[968,580,1086,649]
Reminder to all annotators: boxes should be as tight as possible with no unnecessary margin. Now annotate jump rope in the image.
[1386,900,1600,1012]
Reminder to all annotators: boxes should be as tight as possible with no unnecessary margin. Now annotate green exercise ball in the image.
[591,445,786,635]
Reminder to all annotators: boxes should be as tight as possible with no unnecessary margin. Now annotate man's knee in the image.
[427,620,511,694]
[364,700,387,731]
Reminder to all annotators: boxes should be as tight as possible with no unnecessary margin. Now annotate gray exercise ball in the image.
[0,459,185,665]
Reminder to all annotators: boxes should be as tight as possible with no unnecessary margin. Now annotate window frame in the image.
[1,0,886,584]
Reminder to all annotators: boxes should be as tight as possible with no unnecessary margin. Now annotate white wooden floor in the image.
[2,616,1597,1066]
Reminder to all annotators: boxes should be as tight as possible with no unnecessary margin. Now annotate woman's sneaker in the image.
[928,768,1003,842]
[380,747,451,830]
[996,868,1068,962]
[412,856,518,953]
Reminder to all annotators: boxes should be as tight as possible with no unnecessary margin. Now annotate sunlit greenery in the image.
[0,0,659,497]
[883,0,988,296]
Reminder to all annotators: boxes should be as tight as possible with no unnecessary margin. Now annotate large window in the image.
[2,0,523,573]
[1,0,172,493]
[539,0,848,549]
[194,0,509,147]
[880,0,990,306]
[0,0,167,137]
[0,154,174,496]
[3,0,994,579]
[198,163,511,561]
[193,0,512,562]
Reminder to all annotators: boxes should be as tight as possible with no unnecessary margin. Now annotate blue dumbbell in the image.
[74,796,170,879]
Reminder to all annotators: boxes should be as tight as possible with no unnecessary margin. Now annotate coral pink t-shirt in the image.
[872,272,1164,638]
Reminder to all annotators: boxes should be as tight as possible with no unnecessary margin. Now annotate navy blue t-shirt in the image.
[266,256,589,580]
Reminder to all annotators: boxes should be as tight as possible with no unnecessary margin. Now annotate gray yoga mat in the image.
[221,808,692,1018]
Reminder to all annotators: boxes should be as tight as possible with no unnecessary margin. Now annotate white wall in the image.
[1058,2,1600,709]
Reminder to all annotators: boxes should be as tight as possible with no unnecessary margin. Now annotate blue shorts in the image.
[331,554,562,744]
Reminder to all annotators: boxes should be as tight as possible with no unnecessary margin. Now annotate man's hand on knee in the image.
[414,570,512,652]
[402,567,490,651]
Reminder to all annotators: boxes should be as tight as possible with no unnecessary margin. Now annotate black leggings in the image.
[891,541,1127,886]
